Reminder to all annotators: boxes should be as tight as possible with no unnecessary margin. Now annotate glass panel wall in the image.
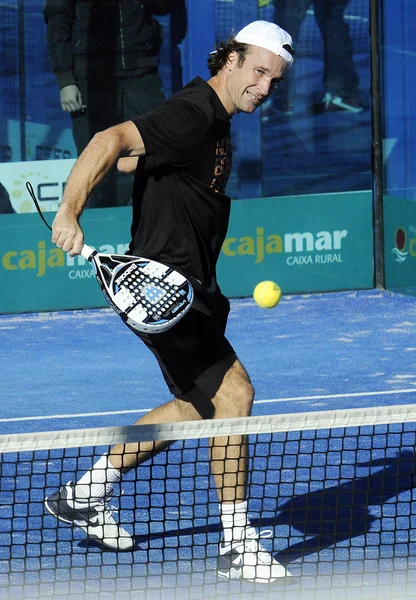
[381,0,416,201]
[0,0,186,213]
[0,1,371,212]
[214,0,372,199]
[380,0,416,294]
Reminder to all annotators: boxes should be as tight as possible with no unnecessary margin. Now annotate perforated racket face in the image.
[91,253,193,334]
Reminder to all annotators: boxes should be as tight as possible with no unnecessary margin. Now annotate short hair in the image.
[207,36,295,77]
[207,36,249,77]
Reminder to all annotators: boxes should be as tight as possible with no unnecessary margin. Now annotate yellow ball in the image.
[253,281,281,308]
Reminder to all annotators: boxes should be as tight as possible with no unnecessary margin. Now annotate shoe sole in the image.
[217,555,290,583]
[45,497,97,530]
[217,569,285,583]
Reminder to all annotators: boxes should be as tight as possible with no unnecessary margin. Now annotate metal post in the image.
[18,0,26,161]
[370,0,384,289]
[181,0,215,83]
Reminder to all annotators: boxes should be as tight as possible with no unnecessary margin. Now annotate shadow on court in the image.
[76,450,416,568]
[274,449,416,563]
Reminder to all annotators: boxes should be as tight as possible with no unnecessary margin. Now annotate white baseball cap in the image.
[235,20,294,65]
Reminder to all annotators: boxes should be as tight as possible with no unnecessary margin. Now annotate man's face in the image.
[225,46,290,115]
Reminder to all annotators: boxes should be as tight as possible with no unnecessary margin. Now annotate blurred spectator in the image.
[43,0,176,208]
[169,0,187,94]
[0,182,14,214]
[272,0,363,114]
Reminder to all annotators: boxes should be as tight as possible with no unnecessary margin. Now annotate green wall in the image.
[218,191,373,296]
[0,191,374,314]
[384,195,416,295]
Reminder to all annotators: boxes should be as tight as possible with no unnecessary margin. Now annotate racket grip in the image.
[80,244,96,261]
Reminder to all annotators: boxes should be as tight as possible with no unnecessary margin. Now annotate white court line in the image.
[0,408,151,423]
[254,388,416,405]
[1,388,415,423]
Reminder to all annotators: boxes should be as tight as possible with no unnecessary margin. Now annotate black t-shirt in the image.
[130,76,232,295]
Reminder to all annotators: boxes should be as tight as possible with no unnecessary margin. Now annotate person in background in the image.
[272,0,363,115]
[43,0,175,208]
[0,182,15,214]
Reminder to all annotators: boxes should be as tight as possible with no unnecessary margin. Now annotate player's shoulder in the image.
[167,77,219,114]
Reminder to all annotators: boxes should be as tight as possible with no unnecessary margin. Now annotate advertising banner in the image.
[0,208,131,314]
[0,157,76,214]
[218,191,374,296]
[0,191,374,314]
[384,195,416,296]
[1,120,76,164]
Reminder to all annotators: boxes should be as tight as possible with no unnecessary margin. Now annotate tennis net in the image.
[1,404,416,600]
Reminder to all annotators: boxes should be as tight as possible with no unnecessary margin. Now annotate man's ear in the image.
[225,51,238,71]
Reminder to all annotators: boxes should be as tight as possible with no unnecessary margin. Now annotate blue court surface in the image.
[1,290,416,600]
[1,289,416,434]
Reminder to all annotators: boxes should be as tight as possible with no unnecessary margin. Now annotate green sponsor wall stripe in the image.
[218,191,374,296]
[384,194,416,296]
[0,191,373,314]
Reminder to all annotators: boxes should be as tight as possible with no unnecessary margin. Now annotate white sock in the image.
[74,454,121,504]
[220,501,249,542]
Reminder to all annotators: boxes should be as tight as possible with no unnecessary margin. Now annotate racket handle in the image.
[80,244,96,261]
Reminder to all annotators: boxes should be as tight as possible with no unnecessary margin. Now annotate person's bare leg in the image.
[72,354,250,521]
[105,354,253,504]
[78,356,250,501]
[43,397,209,552]
[194,356,254,504]
[110,356,253,504]
[108,393,213,471]
[200,357,291,581]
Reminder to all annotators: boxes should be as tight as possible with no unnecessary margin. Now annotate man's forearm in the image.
[59,121,145,222]
[58,129,124,218]
[51,129,126,256]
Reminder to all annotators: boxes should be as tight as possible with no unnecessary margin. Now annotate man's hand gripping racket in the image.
[27,183,194,334]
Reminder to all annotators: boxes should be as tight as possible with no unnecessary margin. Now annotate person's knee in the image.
[234,377,255,416]
[185,357,254,419]
[214,366,255,419]
[175,389,215,420]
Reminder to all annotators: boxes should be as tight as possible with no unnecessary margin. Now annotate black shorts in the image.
[130,292,235,396]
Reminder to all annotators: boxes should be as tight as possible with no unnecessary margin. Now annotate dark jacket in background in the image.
[43,0,173,88]
[0,182,14,214]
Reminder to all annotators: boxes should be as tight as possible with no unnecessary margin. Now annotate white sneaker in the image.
[45,481,134,551]
[217,526,291,583]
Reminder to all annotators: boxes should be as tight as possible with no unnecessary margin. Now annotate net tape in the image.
[2,404,416,452]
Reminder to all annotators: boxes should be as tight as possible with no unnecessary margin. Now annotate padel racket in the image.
[27,182,194,334]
